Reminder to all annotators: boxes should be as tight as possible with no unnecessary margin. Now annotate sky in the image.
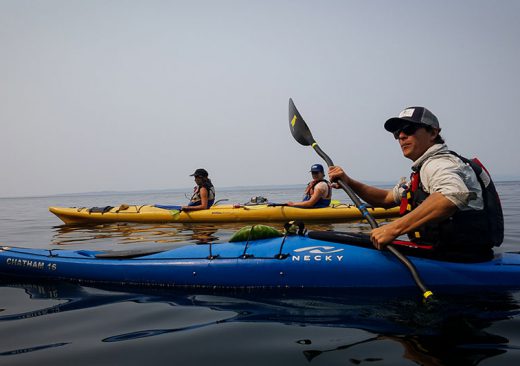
[1,0,519,198]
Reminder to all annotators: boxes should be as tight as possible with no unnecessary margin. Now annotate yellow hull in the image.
[49,204,399,225]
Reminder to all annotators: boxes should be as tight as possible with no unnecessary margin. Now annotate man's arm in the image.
[329,166,396,208]
[346,177,397,208]
[370,192,458,249]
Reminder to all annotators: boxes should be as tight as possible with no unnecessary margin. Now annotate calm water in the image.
[1,183,519,365]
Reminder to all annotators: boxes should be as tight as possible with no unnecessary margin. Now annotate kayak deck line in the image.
[3,240,520,263]
[0,231,441,262]
[1,239,296,261]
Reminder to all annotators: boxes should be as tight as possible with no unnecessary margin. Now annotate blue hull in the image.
[1,236,520,289]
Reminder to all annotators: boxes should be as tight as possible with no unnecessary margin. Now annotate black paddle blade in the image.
[289,98,315,146]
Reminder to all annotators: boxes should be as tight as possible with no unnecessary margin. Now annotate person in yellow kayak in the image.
[329,106,503,261]
[286,164,332,208]
[182,168,216,211]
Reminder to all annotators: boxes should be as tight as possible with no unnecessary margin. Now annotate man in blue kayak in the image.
[286,164,332,208]
[329,106,503,260]
[181,168,216,211]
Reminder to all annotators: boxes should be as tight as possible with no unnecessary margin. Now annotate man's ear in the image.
[430,128,440,142]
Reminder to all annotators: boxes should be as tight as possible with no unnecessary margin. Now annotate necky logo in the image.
[293,246,344,254]
[292,246,344,262]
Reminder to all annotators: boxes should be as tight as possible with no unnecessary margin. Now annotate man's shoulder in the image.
[420,150,480,193]
[421,150,465,173]
[423,153,457,165]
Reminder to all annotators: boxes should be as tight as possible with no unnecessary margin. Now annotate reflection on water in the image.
[0,280,519,365]
[50,221,376,250]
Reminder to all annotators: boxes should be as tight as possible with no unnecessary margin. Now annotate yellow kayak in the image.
[49,203,399,225]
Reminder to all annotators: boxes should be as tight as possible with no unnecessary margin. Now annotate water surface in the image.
[1,183,519,365]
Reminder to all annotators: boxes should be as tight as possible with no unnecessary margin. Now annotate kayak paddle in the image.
[288,98,433,300]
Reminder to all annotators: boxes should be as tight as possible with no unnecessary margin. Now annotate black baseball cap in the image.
[310,164,324,173]
[384,106,440,133]
[190,168,209,177]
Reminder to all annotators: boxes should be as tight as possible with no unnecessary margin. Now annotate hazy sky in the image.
[1,0,519,198]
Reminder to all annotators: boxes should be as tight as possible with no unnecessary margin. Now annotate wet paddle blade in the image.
[289,98,315,146]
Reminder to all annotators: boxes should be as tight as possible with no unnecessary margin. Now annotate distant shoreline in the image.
[0,182,388,200]
[2,180,519,200]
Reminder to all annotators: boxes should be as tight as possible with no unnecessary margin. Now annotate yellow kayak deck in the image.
[49,204,399,225]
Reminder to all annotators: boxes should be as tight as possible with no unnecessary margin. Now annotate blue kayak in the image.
[1,234,519,290]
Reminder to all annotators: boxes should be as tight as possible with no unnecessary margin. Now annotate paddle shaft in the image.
[313,144,379,227]
[312,143,432,296]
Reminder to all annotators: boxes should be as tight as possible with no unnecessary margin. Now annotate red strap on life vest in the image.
[472,157,488,175]
[399,171,419,215]
[391,239,434,250]
[410,171,419,191]
[399,198,408,215]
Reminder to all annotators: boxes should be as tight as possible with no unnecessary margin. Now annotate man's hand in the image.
[328,166,350,185]
[370,223,400,250]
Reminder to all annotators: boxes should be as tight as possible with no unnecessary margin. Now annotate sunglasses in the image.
[393,124,425,139]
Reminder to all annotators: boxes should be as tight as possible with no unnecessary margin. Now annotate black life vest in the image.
[400,151,504,250]
[189,183,216,208]
[303,179,332,208]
